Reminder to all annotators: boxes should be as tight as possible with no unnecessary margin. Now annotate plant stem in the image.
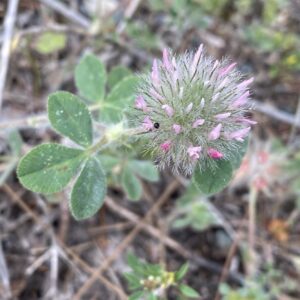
[84,126,143,156]
[248,186,257,248]
[84,135,108,156]
[248,185,258,275]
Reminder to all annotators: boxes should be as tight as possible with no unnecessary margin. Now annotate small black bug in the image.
[154,122,160,129]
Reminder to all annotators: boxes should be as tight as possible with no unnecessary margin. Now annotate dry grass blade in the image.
[0,0,20,112]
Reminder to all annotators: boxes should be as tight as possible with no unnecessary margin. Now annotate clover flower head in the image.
[131,45,256,175]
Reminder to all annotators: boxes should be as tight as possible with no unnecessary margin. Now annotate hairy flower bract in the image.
[131,45,256,175]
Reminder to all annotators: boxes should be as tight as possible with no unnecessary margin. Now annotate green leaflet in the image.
[121,165,142,201]
[70,157,107,220]
[128,160,159,182]
[107,66,132,89]
[48,91,93,147]
[99,76,139,124]
[192,160,233,195]
[17,144,85,194]
[75,54,106,102]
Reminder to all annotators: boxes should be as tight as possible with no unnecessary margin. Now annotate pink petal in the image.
[192,119,205,128]
[151,59,160,86]
[163,48,172,71]
[187,146,202,160]
[160,141,171,152]
[173,124,181,134]
[228,127,251,141]
[232,91,249,108]
[142,116,154,131]
[215,112,231,120]
[208,123,222,140]
[207,148,223,159]
[191,44,203,73]
[150,88,164,101]
[219,62,237,77]
[237,77,254,90]
[235,117,257,125]
[162,104,174,117]
[135,95,147,112]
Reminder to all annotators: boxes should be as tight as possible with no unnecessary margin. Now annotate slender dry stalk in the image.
[0,0,20,112]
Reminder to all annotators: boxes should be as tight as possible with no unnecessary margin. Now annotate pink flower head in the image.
[192,119,205,128]
[132,44,256,175]
[135,95,148,112]
[163,48,172,71]
[215,112,231,120]
[142,116,154,131]
[228,127,251,142]
[208,123,222,140]
[151,59,160,86]
[232,91,249,108]
[162,104,174,117]
[160,141,172,152]
[188,146,202,160]
[207,148,223,159]
[219,62,236,77]
[173,124,181,134]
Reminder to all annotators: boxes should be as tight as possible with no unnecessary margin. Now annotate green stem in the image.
[84,126,143,156]
[248,186,258,270]
[84,135,108,156]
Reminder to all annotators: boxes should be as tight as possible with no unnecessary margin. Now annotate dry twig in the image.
[39,0,90,29]
[0,0,20,112]
[0,241,11,298]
